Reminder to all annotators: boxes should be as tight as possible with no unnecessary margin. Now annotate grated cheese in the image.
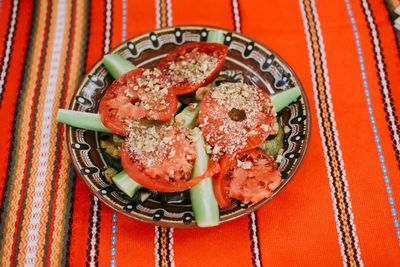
[166,48,218,84]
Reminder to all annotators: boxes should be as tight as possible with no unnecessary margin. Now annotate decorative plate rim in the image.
[66,25,311,228]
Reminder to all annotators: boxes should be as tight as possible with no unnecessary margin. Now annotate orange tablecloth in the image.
[0,0,400,266]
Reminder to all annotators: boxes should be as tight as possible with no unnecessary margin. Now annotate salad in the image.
[57,31,301,227]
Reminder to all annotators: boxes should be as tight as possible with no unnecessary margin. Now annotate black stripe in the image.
[64,0,91,264]
[156,226,163,267]
[0,0,20,107]
[62,167,77,266]
[86,196,102,265]
[360,0,400,170]
[248,213,263,267]
[166,227,172,267]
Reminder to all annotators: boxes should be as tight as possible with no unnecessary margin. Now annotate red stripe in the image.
[0,0,33,211]
[110,1,159,265]
[68,178,93,267]
[0,0,12,66]
[8,0,52,265]
[68,0,106,265]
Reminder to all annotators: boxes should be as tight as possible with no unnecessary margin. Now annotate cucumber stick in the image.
[270,86,301,113]
[112,171,142,198]
[190,128,220,227]
[174,103,200,129]
[207,30,225,44]
[102,54,136,79]
[57,109,111,133]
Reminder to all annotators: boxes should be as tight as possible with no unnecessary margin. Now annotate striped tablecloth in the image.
[0,0,400,266]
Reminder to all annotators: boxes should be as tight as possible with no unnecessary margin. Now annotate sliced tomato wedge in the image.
[121,124,219,192]
[213,156,232,209]
[213,149,282,207]
[200,82,276,155]
[98,68,178,136]
[158,42,228,95]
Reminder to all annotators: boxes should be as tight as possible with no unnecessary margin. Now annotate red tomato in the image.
[213,149,282,207]
[158,42,228,95]
[199,82,276,155]
[120,124,219,192]
[98,68,178,136]
[213,156,232,209]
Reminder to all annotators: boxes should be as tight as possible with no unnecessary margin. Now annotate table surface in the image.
[0,0,400,266]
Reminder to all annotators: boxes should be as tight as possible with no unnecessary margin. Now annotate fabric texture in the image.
[0,0,399,266]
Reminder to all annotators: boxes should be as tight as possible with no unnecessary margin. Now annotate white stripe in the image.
[23,1,67,265]
[155,0,161,29]
[154,227,160,266]
[168,228,175,267]
[232,0,241,33]
[298,0,363,265]
[89,197,100,267]
[361,0,400,166]
[0,0,19,100]
[396,6,400,16]
[104,0,112,54]
[166,0,172,27]
[250,212,261,267]
[88,0,113,265]
[109,1,128,265]
[231,4,262,262]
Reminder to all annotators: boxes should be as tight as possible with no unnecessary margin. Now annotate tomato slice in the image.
[98,68,178,136]
[214,149,282,206]
[213,156,232,209]
[121,123,219,192]
[199,82,276,155]
[158,42,228,95]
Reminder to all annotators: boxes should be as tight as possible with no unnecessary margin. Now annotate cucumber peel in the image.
[259,121,284,156]
[57,109,111,133]
[112,171,142,198]
[102,54,136,79]
[270,86,301,113]
[207,30,225,44]
[190,128,220,227]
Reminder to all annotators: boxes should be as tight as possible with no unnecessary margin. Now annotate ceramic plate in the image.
[66,26,311,228]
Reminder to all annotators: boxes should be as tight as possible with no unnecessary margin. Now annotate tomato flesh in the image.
[214,149,282,206]
[200,82,276,155]
[121,123,220,192]
[213,156,232,209]
[98,68,178,136]
[158,42,228,95]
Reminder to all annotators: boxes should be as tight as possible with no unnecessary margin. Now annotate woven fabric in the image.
[0,0,399,266]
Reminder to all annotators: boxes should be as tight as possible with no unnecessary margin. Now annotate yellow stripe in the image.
[160,227,169,267]
[15,0,72,264]
[0,1,49,265]
[49,0,86,264]
[160,0,168,28]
